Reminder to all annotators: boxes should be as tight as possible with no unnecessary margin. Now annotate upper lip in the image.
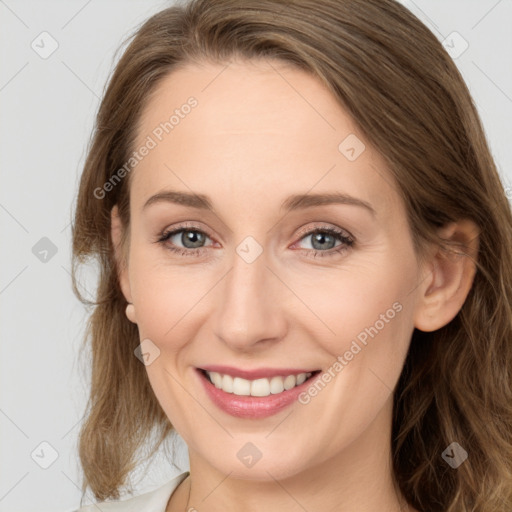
[199,365,319,380]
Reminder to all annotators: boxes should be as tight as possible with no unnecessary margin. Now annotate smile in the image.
[196,366,321,418]
[205,370,314,396]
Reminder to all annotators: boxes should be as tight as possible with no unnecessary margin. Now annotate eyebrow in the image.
[142,190,376,216]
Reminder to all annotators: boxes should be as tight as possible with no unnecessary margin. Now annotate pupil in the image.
[312,232,334,250]
[183,230,204,248]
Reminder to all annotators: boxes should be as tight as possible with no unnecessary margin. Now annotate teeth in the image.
[233,377,251,396]
[296,373,307,385]
[269,376,284,394]
[221,374,233,393]
[206,371,313,397]
[211,372,223,388]
[283,375,296,390]
[251,378,270,397]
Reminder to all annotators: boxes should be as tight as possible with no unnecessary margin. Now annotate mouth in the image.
[200,368,320,396]
[196,367,322,418]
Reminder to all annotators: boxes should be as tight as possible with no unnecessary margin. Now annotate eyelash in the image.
[155,222,355,259]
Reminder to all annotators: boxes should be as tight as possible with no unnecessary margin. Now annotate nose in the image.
[212,249,288,352]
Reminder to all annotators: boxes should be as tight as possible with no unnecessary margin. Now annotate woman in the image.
[71,0,512,511]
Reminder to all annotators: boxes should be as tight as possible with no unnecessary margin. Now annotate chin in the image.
[202,447,312,482]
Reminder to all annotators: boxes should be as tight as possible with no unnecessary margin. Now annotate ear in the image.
[413,219,479,332]
[111,205,133,305]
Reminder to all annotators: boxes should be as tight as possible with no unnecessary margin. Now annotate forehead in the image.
[130,59,397,219]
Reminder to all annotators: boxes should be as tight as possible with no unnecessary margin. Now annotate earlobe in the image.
[125,303,137,323]
[414,219,479,332]
[111,205,133,306]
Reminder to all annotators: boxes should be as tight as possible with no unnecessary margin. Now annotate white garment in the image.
[73,471,189,512]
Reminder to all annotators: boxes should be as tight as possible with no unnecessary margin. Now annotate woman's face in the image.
[114,59,428,480]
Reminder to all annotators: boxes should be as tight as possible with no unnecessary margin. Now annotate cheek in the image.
[294,279,415,456]
[295,249,417,361]
[128,265,227,403]
[128,243,209,341]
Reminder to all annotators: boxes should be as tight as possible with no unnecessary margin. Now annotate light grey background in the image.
[1,1,511,511]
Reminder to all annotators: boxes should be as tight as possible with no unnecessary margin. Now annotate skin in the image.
[111,58,479,512]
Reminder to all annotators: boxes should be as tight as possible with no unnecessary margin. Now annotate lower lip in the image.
[197,369,318,419]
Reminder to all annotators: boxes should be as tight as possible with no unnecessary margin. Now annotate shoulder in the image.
[73,472,189,512]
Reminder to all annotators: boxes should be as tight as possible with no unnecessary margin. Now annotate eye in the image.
[155,223,214,257]
[292,226,354,258]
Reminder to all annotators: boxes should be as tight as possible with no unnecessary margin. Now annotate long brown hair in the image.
[71,1,512,510]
